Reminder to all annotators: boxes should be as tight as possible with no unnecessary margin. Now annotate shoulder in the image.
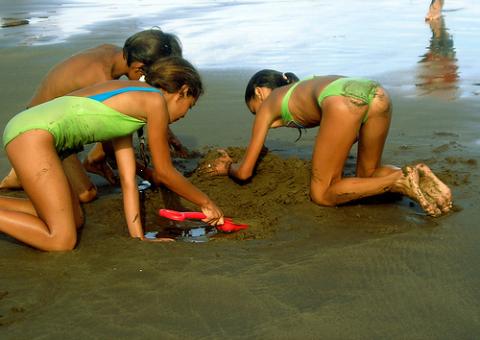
[142,91,169,126]
[141,88,167,112]
[48,51,113,87]
[55,45,119,71]
[255,90,283,120]
[91,43,120,51]
[145,89,166,107]
[73,44,120,59]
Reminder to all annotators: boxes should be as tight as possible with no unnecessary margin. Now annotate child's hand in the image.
[199,149,233,176]
[200,201,224,226]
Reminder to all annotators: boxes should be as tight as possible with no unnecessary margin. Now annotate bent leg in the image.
[358,87,451,213]
[356,86,393,177]
[63,154,97,203]
[0,196,37,215]
[83,142,118,185]
[310,96,404,206]
[308,95,438,217]
[0,131,79,251]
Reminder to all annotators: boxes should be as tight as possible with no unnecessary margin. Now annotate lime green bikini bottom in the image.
[281,77,380,127]
[318,77,380,123]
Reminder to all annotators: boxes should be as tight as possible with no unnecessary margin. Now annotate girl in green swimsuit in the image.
[0,56,224,251]
[204,69,452,217]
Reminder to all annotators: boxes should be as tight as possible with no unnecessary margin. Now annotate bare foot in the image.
[0,168,22,189]
[414,163,452,213]
[425,0,443,21]
[82,158,117,185]
[394,165,442,216]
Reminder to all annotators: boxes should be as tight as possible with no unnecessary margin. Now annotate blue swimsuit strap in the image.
[88,86,162,102]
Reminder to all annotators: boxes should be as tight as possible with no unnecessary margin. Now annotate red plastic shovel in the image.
[159,209,248,233]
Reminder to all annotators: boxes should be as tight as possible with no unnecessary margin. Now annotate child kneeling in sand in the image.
[0,56,224,251]
[0,28,191,203]
[203,70,452,217]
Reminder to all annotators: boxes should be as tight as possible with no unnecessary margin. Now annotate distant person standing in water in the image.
[426,0,444,21]
[0,28,191,202]
[417,14,459,99]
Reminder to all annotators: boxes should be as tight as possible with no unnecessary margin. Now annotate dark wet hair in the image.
[245,69,305,142]
[123,28,183,68]
[145,56,203,100]
[244,69,299,103]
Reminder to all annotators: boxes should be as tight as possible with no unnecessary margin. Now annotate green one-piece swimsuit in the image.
[3,86,161,158]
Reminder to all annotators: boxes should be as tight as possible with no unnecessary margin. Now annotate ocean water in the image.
[1,0,479,97]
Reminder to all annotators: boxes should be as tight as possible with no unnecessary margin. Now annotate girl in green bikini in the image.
[204,69,452,217]
[0,56,224,251]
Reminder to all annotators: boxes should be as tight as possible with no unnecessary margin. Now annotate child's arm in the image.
[228,104,275,180]
[112,135,143,238]
[146,96,224,225]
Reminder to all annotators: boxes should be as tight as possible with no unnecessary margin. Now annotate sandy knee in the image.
[310,187,336,207]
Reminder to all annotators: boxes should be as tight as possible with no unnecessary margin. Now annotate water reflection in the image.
[425,0,444,21]
[416,16,459,99]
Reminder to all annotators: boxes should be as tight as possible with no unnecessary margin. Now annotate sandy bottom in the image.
[1,136,479,338]
[1,40,480,338]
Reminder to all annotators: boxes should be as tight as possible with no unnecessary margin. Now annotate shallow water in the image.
[1,0,479,97]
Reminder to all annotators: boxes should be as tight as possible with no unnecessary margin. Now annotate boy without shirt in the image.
[0,29,189,202]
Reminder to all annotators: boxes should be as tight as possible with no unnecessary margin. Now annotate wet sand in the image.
[1,26,480,340]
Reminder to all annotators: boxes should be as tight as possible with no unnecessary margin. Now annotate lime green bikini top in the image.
[280,76,315,129]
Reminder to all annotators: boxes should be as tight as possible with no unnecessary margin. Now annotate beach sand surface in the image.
[1,13,480,340]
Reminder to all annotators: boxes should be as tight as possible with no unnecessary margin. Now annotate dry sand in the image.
[1,25,480,340]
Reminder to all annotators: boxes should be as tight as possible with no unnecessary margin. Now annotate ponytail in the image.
[245,69,299,103]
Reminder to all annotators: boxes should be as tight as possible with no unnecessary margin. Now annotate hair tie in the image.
[282,73,288,81]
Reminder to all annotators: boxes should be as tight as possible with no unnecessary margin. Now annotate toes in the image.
[415,163,454,216]
[404,165,441,216]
